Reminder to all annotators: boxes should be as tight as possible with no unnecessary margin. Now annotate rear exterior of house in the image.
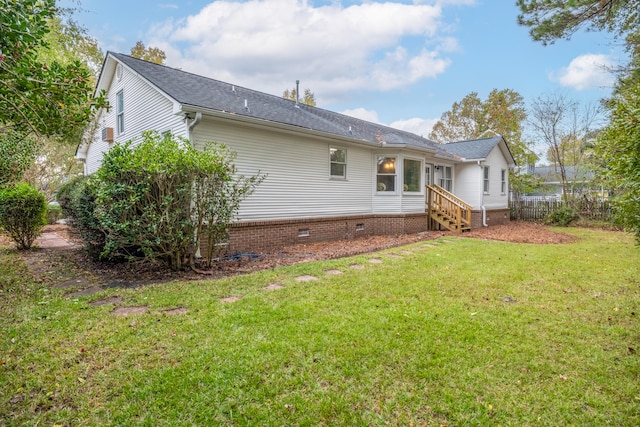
[78,53,515,252]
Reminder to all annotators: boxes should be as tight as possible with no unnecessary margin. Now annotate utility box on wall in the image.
[102,127,114,142]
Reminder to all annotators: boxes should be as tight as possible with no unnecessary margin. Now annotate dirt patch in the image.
[262,283,285,291]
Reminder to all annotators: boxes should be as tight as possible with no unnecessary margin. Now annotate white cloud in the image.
[555,54,616,91]
[389,117,438,137]
[148,0,457,102]
[341,108,381,123]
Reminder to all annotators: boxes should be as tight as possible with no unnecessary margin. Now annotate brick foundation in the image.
[470,208,511,229]
[224,213,430,253]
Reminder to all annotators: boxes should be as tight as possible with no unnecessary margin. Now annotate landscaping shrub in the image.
[545,205,580,226]
[95,131,263,270]
[0,183,46,250]
[46,204,63,224]
[57,175,105,259]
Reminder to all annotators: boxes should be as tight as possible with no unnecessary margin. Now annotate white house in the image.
[78,52,515,252]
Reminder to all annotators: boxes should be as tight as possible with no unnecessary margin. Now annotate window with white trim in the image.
[330,147,347,179]
[116,90,124,135]
[483,166,490,193]
[376,156,396,192]
[501,169,507,194]
[439,166,452,192]
[403,158,422,192]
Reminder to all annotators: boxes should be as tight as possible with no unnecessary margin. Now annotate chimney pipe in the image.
[295,80,300,106]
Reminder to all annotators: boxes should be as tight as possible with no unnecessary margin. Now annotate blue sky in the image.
[64,0,622,140]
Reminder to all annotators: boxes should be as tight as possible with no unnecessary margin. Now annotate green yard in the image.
[1,227,639,426]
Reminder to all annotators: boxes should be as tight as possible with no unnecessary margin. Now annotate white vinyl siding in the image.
[85,62,187,174]
[193,118,374,220]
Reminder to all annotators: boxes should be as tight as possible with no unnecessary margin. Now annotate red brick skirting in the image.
[470,208,511,229]
[226,213,430,253]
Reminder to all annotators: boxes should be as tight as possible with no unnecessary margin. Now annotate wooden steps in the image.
[426,184,472,233]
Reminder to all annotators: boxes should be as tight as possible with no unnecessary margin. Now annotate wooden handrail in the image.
[426,184,472,232]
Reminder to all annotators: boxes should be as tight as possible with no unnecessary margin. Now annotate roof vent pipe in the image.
[295,79,300,107]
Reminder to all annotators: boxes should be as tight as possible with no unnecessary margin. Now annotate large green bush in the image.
[57,175,105,259]
[0,183,46,250]
[94,131,263,270]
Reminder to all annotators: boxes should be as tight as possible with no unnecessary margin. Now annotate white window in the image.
[483,166,490,193]
[376,156,396,192]
[439,166,452,192]
[116,90,124,135]
[330,147,347,179]
[425,164,433,187]
[501,169,507,194]
[403,158,422,192]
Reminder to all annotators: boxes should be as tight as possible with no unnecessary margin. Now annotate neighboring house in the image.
[523,165,605,201]
[78,52,515,252]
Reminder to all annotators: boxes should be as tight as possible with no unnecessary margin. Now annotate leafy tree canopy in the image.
[428,89,535,166]
[130,41,166,65]
[0,0,105,140]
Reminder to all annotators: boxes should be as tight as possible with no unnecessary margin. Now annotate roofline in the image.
[177,104,440,155]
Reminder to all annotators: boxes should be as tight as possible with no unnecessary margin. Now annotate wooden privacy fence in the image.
[510,198,612,221]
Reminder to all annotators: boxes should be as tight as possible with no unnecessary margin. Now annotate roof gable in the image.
[445,135,516,167]
[103,52,455,158]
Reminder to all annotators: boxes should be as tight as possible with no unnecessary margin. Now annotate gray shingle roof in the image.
[443,136,503,160]
[109,52,455,159]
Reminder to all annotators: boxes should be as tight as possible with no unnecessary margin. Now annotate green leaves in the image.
[0,0,106,140]
[0,182,46,250]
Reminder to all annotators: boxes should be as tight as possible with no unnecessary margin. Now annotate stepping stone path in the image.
[349,264,365,269]
[400,250,414,255]
[385,254,403,259]
[367,258,383,264]
[220,295,243,303]
[324,270,343,275]
[262,283,285,291]
[295,275,318,282]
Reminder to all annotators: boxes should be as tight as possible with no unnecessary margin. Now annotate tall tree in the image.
[529,93,600,201]
[596,79,640,241]
[517,0,638,45]
[0,0,104,140]
[519,0,639,238]
[428,92,484,143]
[283,87,316,106]
[130,41,166,65]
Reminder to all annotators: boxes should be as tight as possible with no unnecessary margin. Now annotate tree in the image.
[283,87,316,106]
[130,41,166,65]
[428,92,484,143]
[528,93,600,202]
[0,130,39,186]
[596,80,640,242]
[0,0,105,140]
[517,0,638,45]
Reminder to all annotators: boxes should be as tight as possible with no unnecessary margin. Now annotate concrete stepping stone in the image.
[324,270,343,275]
[262,283,285,291]
[368,258,383,264]
[385,254,403,259]
[220,295,243,303]
[350,264,365,269]
[295,275,318,282]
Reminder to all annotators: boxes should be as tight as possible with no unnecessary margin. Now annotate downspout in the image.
[186,112,202,145]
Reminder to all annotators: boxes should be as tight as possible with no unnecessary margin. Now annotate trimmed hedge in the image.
[0,183,47,250]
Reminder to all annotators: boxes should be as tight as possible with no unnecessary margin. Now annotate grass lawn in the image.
[1,227,639,426]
